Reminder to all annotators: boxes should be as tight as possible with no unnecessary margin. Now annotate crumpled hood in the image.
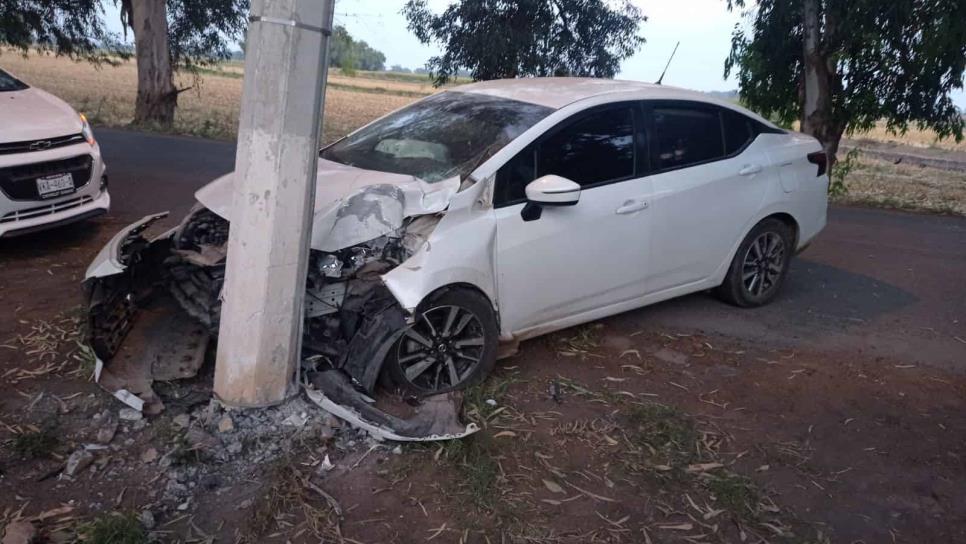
[0,87,82,143]
[195,158,460,252]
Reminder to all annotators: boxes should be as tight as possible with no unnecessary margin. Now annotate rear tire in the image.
[385,287,498,395]
[716,218,793,307]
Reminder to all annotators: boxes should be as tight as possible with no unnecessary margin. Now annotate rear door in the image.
[644,101,769,294]
[493,103,654,332]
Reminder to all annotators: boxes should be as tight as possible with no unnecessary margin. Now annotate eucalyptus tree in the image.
[725,0,966,162]
[403,0,646,86]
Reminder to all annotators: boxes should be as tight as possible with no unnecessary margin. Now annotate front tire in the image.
[385,288,498,395]
[716,218,793,307]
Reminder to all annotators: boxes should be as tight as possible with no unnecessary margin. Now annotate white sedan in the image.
[0,68,109,238]
[84,78,826,414]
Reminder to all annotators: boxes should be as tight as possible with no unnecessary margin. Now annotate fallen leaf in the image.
[543,479,565,494]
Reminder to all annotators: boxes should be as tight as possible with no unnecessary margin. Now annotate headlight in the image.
[79,113,95,145]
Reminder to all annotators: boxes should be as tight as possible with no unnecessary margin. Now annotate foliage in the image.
[330,25,386,72]
[118,0,249,68]
[77,512,146,544]
[11,424,59,460]
[725,0,966,157]
[829,147,860,196]
[403,0,646,86]
[0,0,126,62]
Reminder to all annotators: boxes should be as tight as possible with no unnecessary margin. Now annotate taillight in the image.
[807,151,827,177]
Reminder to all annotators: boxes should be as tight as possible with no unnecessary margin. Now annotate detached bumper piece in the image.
[305,370,478,441]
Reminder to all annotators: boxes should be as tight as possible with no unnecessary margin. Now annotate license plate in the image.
[36,173,75,199]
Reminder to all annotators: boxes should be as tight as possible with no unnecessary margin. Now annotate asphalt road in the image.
[3,128,965,370]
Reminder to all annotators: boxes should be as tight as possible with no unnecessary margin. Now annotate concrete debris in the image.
[185,428,219,451]
[172,414,191,428]
[64,449,94,477]
[217,415,234,433]
[281,412,309,427]
[119,408,142,422]
[1,520,36,544]
[94,411,118,444]
[141,448,159,463]
[139,510,156,530]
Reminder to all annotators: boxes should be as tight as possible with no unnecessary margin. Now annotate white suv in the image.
[0,68,109,238]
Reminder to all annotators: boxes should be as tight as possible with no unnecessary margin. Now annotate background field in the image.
[2,51,964,215]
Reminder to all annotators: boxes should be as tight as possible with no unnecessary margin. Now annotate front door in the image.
[493,104,654,333]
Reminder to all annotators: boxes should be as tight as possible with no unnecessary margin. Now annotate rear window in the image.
[653,107,725,170]
[0,69,28,92]
[722,109,754,155]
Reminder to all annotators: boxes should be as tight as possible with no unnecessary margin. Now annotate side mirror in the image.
[525,175,581,206]
[521,175,581,222]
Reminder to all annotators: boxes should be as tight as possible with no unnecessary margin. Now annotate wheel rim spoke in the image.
[445,356,459,386]
[405,329,433,349]
[454,336,484,348]
[441,306,459,337]
[451,313,474,337]
[399,350,430,364]
[405,357,436,381]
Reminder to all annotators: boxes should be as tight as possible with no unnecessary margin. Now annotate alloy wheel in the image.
[394,304,486,392]
[741,231,786,297]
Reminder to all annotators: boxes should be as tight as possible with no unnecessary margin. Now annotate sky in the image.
[333,0,745,92]
[103,0,966,108]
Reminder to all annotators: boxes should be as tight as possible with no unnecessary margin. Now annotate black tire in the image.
[716,218,794,307]
[385,287,498,395]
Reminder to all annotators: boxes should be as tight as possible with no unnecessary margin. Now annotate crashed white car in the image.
[0,68,108,238]
[84,78,827,429]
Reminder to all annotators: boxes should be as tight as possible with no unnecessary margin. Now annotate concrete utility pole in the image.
[214,0,335,407]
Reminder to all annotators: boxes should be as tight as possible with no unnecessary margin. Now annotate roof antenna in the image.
[655,41,680,85]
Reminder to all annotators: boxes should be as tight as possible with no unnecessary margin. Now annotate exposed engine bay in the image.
[83,203,476,441]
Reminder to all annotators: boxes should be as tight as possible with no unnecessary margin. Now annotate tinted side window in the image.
[537,107,635,187]
[652,107,724,170]
[722,109,754,155]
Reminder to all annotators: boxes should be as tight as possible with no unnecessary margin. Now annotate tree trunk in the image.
[800,0,841,163]
[130,0,177,126]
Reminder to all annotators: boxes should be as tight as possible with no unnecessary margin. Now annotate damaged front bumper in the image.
[83,211,476,440]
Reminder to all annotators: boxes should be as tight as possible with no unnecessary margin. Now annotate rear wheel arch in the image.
[764,212,800,249]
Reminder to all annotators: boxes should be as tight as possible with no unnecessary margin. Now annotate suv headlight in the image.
[80,113,95,145]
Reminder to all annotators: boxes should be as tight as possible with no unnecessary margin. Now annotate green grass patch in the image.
[11,424,60,460]
[625,402,698,466]
[77,512,147,544]
[705,472,760,517]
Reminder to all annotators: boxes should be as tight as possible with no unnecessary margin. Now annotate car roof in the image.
[452,77,775,126]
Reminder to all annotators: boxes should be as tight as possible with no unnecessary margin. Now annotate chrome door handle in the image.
[616,200,648,214]
[739,164,763,176]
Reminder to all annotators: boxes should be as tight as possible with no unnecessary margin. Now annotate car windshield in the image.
[321,91,552,183]
[0,69,28,92]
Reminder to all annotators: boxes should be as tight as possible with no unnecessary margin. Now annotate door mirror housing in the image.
[525,175,581,206]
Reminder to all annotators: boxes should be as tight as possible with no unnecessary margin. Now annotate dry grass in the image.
[852,121,966,152]
[0,50,418,144]
[833,156,966,215]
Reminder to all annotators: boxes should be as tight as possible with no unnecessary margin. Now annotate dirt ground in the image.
[1,128,965,542]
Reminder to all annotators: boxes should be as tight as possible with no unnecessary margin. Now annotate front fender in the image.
[381,182,497,314]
